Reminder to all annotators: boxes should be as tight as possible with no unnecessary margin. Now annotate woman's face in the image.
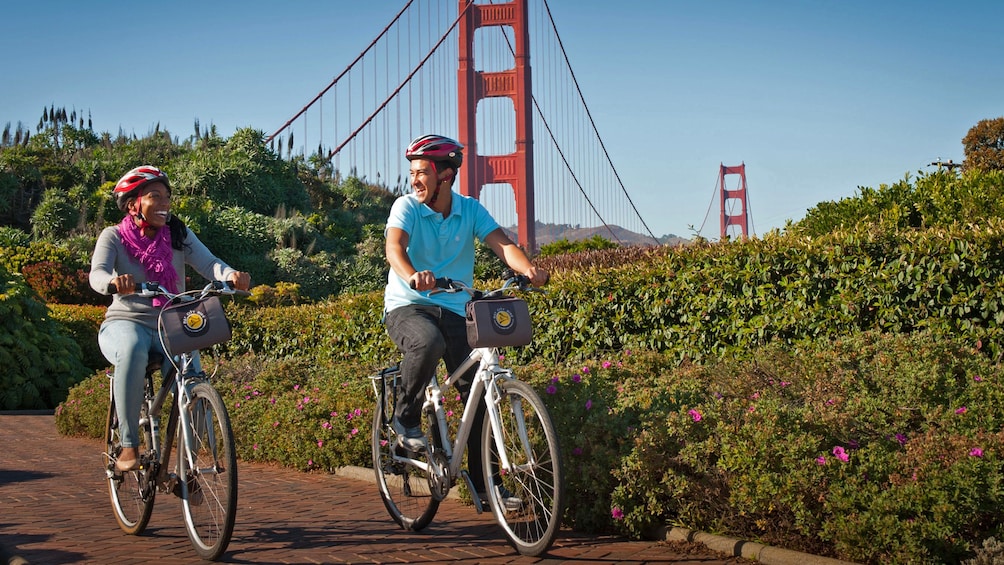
[131,181,171,229]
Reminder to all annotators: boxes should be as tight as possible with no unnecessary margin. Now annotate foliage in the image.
[30,187,79,240]
[538,234,618,257]
[964,117,1004,173]
[54,370,110,438]
[0,263,89,409]
[609,331,1004,564]
[0,225,30,247]
[790,169,1004,237]
[48,304,108,371]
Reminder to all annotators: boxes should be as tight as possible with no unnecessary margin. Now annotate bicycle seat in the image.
[146,352,165,374]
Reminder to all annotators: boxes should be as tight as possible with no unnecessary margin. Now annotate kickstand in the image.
[460,470,485,514]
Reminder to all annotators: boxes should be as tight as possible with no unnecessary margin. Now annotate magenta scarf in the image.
[118,216,178,307]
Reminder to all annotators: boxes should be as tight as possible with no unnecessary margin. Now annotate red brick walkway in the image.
[0,414,749,564]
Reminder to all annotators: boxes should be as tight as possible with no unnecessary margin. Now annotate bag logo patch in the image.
[492,305,516,334]
[182,309,209,335]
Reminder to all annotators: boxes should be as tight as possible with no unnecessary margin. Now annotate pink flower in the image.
[955,406,967,414]
[974,375,984,382]
[351,428,359,436]
[687,409,702,422]
[970,448,984,458]
[602,361,612,369]
[816,456,826,465]
[611,507,624,520]
[317,440,324,448]
[582,366,590,374]
[833,446,849,462]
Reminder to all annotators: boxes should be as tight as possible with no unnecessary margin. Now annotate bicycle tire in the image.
[372,373,440,530]
[105,394,155,534]
[178,380,237,561]
[482,378,564,556]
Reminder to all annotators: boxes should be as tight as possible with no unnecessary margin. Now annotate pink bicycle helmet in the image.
[405,135,464,169]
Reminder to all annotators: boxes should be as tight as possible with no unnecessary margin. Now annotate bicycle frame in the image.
[378,344,521,493]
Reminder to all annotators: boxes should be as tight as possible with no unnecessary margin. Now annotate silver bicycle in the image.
[104,280,246,561]
[370,274,564,556]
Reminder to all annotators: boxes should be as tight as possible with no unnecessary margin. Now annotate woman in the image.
[89,165,251,472]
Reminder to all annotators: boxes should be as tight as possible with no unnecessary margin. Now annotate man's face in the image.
[409,158,439,205]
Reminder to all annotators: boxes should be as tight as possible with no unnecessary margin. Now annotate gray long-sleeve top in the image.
[89,225,237,330]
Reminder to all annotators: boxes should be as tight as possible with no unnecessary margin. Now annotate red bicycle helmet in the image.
[405,135,463,169]
[114,165,169,195]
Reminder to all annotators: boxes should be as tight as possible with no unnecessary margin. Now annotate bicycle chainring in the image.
[427,450,451,501]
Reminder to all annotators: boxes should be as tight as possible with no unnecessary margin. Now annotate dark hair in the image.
[168,215,188,251]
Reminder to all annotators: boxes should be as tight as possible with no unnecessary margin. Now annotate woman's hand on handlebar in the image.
[108,274,136,295]
[227,271,252,291]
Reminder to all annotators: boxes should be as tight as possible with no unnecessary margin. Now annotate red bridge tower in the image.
[719,162,750,240]
[457,0,536,251]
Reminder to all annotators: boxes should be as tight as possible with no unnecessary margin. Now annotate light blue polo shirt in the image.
[384,191,500,317]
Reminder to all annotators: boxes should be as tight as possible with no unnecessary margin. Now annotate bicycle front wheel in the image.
[372,373,440,531]
[106,393,155,534]
[483,378,564,556]
[178,381,237,561]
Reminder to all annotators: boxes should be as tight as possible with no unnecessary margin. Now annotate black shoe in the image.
[392,418,427,453]
[479,485,523,512]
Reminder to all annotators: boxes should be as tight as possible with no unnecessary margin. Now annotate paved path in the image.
[0,414,751,564]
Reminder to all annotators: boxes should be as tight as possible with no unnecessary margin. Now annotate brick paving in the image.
[0,414,750,564]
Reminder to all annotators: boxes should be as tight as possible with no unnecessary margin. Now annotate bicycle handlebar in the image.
[108,280,252,301]
[419,270,542,300]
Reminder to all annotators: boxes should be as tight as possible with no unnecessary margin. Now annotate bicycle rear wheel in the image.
[105,394,155,534]
[372,372,440,530]
[482,378,564,556]
[178,380,237,561]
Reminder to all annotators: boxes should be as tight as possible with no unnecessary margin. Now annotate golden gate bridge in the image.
[265,0,752,250]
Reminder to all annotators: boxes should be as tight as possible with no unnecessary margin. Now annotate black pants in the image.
[385,304,488,492]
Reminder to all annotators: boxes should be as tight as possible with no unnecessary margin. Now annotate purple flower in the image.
[572,373,582,383]
[895,433,908,446]
[552,376,560,383]
[585,399,593,410]
[546,385,557,395]
[687,409,702,422]
[572,447,582,456]
[833,446,849,462]
[611,507,624,520]
[970,448,984,458]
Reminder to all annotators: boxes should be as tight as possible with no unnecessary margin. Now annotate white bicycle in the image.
[370,274,564,556]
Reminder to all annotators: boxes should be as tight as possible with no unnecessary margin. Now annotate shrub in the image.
[54,371,110,438]
[0,263,90,409]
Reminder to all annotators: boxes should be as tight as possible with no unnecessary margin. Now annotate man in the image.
[383,134,548,504]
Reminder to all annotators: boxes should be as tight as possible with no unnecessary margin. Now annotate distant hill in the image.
[503,222,689,247]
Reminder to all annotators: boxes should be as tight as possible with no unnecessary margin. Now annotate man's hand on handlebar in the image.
[408,270,438,292]
[523,266,549,288]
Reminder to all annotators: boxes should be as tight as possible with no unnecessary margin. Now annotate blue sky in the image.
[4,1,1002,239]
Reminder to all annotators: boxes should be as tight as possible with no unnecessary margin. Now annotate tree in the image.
[963,117,1004,172]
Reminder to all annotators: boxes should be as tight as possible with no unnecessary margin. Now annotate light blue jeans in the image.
[98,319,202,448]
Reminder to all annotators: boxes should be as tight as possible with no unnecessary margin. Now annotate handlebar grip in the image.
[410,277,453,290]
